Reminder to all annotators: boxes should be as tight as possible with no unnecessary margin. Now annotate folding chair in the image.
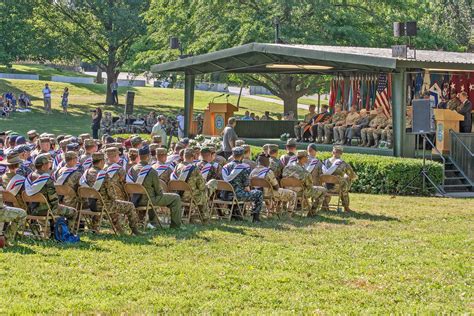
[280,177,307,215]
[77,187,118,234]
[167,180,202,223]
[210,180,245,221]
[319,174,342,211]
[55,184,80,209]
[2,190,23,208]
[124,183,163,228]
[250,177,280,217]
[21,191,56,239]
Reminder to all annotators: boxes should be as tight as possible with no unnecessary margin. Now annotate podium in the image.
[203,102,238,136]
[433,109,464,154]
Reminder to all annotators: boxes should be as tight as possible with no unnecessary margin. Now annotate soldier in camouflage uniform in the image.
[129,146,183,228]
[268,144,283,180]
[173,148,209,222]
[79,139,98,169]
[333,105,360,145]
[222,147,263,222]
[361,107,389,147]
[306,143,323,186]
[381,107,412,149]
[322,105,347,144]
[279,138,298,167]
[125,148,139,172]
[1,152,27,210]
[282,150,327,217]
[196,147,221,181]
[250,153,296,214]
[101,112,113,135]
[146,112,157,133]
[321,146,358,212]
[209,145,227,167]
[104,147,128,201]
[0,186,26,246]
[54,151,81,208]
[16,145,34,176]
[152,148,173,183]
[27,154,78,231]
[82,152,140,235]
[112,115,127,134]
[447,89,462,111]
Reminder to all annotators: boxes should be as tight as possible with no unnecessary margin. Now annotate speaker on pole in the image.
[405,21,417,36]
[412,99,432,134]
[125,91,135,115]
[393,22,405,37]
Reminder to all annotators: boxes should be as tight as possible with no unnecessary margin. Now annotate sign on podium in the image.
[203,102,238,136]
[433,109,464,154]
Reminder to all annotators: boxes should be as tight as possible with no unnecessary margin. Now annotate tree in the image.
[36,0,150,104]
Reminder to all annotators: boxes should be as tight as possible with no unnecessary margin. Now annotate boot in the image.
[252,213,261,223]
[131,227,142,236]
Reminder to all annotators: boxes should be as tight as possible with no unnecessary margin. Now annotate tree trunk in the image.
[96,68,103,84]
[281,95,299,118]
[105,67,118,105]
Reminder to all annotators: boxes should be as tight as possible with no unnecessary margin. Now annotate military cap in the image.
[242,144,250,151]
[27,130,38,137]
[200,147,212,154]
[105,136,115,144]
[105,147,119,155]
[286,138,297,146]
[152,135,162,142]
[268,144,279,151]
[59,139,70,147]
[0,151,22,165]
[84,139,96,147]
[149,144,160,151]
[183,148,194,157]
[181,138,190,145]
[333,145,343,153]
[256,153,270,166]
[235,140,246,147]
[67,143,80,151]
[232,146,244,156]
[130,136,143,145]
[64,151,78,160]
[15,145,31,153]
[138,145,150,156]
[39,137,51,143]
[34,153,52,166]
[91,152,104,162]
[156,148,168,156]
[9,135,18,144]
[79,133,91,140]
[56,135,65,141]
[39,133,48,138]
[64,134,73,139]
[296,150,308,159]
[262,144,271,151]
[46,133,55,139]
[307,143,318,152]
[49,138,57,145]
[15,136,26,145]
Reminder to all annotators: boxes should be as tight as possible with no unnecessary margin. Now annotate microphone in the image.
[211,93,225,103]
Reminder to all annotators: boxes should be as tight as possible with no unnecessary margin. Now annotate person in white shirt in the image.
[151,115,168,147]
[42,83,52,114]
[176,110,185,139]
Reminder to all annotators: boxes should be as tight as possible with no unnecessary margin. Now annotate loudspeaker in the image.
[170,37,180,49]
[412,99,432,134]
[124,91,135,115]
[393,22,405,37]
[405,21,417,36]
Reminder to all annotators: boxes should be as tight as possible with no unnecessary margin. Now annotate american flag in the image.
[374,74,391,118]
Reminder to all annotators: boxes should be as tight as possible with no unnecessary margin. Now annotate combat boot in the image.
[252,213,261,223]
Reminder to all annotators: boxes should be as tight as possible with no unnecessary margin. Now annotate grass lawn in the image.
[256,94,329,106]
[0,64,93,81]
[1,193,472,313]
[0,79,286,135]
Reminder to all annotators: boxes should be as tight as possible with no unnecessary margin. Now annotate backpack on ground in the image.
[54,217,80,243]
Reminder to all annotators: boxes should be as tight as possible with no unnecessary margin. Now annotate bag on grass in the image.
[54,217,80,243]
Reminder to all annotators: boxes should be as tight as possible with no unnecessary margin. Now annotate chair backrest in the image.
[124,183,147,195]
[2,190,22,208]
[250,177,272,189]
[280,177,303,188]
[216,180,235,193]
[77,186,101,200]
[168,180,192,192]
[159,179,168,192]
[319,174,339,185]
[55,184,77,197]
[21,191,49,204]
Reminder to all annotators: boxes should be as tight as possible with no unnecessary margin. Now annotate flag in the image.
[429,82,442,107]
[374,74,391,118]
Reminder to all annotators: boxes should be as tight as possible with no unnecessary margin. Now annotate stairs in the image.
[442,158,474,198]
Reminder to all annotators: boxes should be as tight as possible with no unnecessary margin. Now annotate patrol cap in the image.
[105,147,119,156]
[39,137,51,143]
[34,153,52,166]
[15,136,26,145]
[256,153,270,166]
[149,144,160,151]
[152,135,162,142]
[92,152,105,162]
[0,152,22,165]
[333,145,344,153]
[138,145,150,156]
[67,143,80,151]
[296,150,308,159]
[232,146,244,156]
[286,138,297,147]
[84,139,96,148]
[156,148,168,156]
[27,130,38,137]
[235,140,245,147]
[262,144,271,151]
[307,143,318,152]
[15,145,31,153]
[59,139,70,148]
[181,138,190,146]
[79,133,91,140]
[130,136,143,146]
[200,147,212,154]
[64,151,78,160]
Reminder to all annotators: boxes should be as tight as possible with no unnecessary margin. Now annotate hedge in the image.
[115,134,443,196]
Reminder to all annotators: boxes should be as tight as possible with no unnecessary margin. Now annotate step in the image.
[444,192,474,198]
[445,176,467,181]
[443,184,473,188]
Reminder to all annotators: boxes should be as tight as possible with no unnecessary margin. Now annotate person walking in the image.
[91,107,102,140]
[61,87,69,115]
[221,117,238,159]
[110,80,119,105]
[42,83,52,114]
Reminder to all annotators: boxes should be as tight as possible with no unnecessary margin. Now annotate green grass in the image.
[0,64,93,81]
[0,79,287,135]
[256,94,329,106]
[1,194,472,313]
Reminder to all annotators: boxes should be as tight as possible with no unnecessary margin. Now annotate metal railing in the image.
[449,130,474,183]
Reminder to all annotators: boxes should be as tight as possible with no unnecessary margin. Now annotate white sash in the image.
[306,158,321,173]
[322,159,342,175]
[25,174,50,196]
[118,157,128,170]
[81,156,93,170]
[288,156,297,166]
[52,152,63,170]
[200,163,213,180]
[106,163,122,178]
[126,165,152,185]
[222,163,249,182]
[6,174,26,196]
[166,154,180,168]
[54,167,78,186]
[255,167,270,179]
[154,164,170,177]
[80,169,107,191]
[171,164,194,181]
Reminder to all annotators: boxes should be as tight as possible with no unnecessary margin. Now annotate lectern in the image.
[203,102,238,136]
[433,109,464,154]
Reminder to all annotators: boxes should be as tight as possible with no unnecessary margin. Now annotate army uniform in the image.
[146,115,157,133]
[250,166,296,213]
[0,187,27,244]
[101,114,113,135]
[321,157,358,211]
[2,170,27,210]
[130,161,182,228]
[307,157,324,186]
[104,163,127,201]
[294,111,316,140]
[213,154,227,168]
[361,114,388,147]
[447,97,461,111]
[322,111,347,144]
[333,111,360,144]
[282,159,327,216]
[279,152,297,167]
[83,165,139,233]
[112,116,127,134]
[54,166,81,208]
[153,162,173,184]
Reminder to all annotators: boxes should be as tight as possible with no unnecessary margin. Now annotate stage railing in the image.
[449,130,474,183]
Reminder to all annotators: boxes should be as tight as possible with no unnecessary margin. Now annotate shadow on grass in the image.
[323,210,400,222]
[0,79,43,101]
[2,244,37,254]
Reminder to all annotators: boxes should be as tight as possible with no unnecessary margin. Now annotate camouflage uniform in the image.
[54,166,81,208]
[214,155,227,168]
[307,158,324,186]
[84,166,139,233]
[333,111,360,144]
[101,114,113,135]
[0,188,26,243]
[279,152,296,167]
[447,97,462,111]
[174,162,209,221]
[269,156,284,180]
[152,163,173,184]
[282,163,327,215]
[146,115,157,133]
[112,116,127,134]
[104,163,127,200]
[294,112,315,139]
[243,158,257,170]
[196,160,221,181]
[130,161,182,228]
[223,160,263,215]
[321,158,358,211]
[1,171,27,209]
[361,114,388,146]
[323,111,347,143]
[28,171,78,230]
[17,162,33,177]
[250,166,296,213]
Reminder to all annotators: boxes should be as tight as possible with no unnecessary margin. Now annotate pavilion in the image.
[151,43,474,157]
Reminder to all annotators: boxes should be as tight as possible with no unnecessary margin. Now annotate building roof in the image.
[151,43,474,75]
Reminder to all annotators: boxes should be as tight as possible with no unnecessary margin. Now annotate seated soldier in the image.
[222,147,263,222]
[146,111,157,133]
[280,138,298,167]
[322,105,347,144]
[81,152,140,234]
[360,107,388,147]
[25,154,78,231]
[101,112,113,136]
[149,144,160,165]
[172,148,210,223]
[80,139,98,170]
[294,104,317,141]
[209,144,227,167]
[125,148,139,172]
[54,151,81,208]
[345,109,370,145]
[381,106,412,149]
[104,147,128,201]
[334,105,360,145]
[310,104,332,143]
[321,146,358,212]
[152,148,173,184]
[196,146,221,182]
[306,143,323,186]
[242,145,256,170]
[250,153,296,214]
[1,152,27,210]
[128,146,183,229]
[267,144,283,180]
[112,115,127,135]
[151,135,162,147]
[0,186,27,246]
[282,150,327,217]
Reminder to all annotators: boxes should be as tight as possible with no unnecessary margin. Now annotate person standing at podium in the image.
[457,92,472,133]
[221,117,238,159]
